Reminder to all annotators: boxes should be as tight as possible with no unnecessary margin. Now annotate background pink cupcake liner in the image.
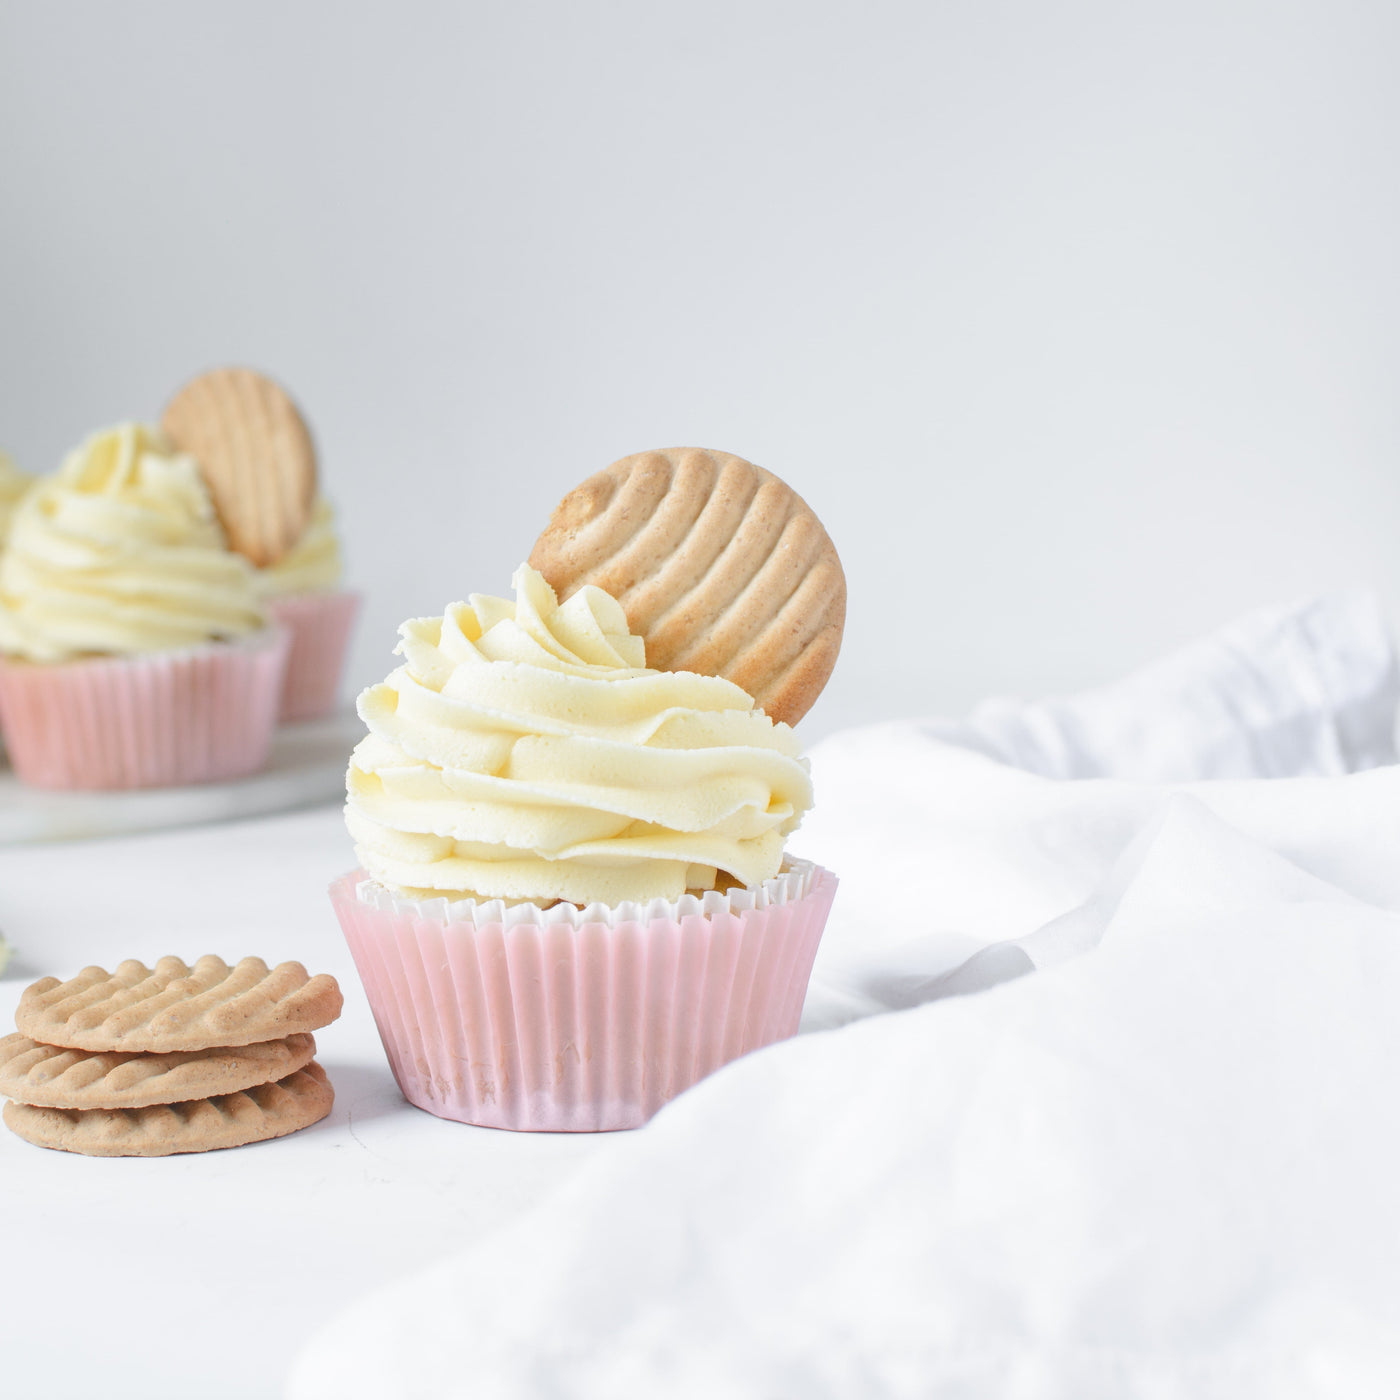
[264,590,361,722]
[0,627,290,790]
[331,862,839,1132]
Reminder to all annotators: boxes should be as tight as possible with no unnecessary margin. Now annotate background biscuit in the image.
[161,366,317,567]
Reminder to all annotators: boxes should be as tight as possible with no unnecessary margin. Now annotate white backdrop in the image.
[2,1,1398,738]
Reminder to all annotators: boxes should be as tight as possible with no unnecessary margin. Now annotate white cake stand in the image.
[0,711,359,845]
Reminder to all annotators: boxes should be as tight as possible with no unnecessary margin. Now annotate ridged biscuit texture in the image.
[528,448,845,726]
[161,367,317,568]
[2,1063,334,1157]
[15,957,343,1054]
[0,1030,316,1110]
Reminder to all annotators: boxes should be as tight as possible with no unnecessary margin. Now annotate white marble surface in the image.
[0,805,614,1400]
[0,713,363,846]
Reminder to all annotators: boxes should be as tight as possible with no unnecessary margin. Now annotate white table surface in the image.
[0,804,615,1400]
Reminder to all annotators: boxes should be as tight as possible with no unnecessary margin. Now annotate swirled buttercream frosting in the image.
[255,494,343,597]
[0,451,32,543]
[346,564,813,906]
[0,423,266,662]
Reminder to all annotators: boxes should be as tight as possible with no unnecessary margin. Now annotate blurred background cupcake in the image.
[161,368,360,725]
[0,423,288,790]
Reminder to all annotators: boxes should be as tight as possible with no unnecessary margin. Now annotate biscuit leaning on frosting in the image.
[344,447,843,908]
[528,446,845,727]
[161,367,318,568]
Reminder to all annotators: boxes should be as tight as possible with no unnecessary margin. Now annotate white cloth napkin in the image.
[288,593,1400,1400]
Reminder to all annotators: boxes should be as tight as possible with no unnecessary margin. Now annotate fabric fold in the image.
[289,593,1400,1400]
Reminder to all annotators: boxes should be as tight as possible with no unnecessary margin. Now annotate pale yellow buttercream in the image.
[255,494,343,598]
[346,564,813,906]
[0,451,33,543]
[0,423,266,662]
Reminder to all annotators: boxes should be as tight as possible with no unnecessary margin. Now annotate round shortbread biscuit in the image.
[0,1030,316,1110]
[528,447,845,726]
[2,1063,334,1157]
[15,956,343,1054]
[161,367,317,567]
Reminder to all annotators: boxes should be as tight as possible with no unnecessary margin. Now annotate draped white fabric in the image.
[290,592,1400,1400]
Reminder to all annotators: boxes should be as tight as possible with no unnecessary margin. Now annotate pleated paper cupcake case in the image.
[263,590,360,722]
[331,860,838,1131]
[0,627,289,790]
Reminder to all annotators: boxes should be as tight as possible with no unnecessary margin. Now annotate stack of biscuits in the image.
[0,956,342,1157]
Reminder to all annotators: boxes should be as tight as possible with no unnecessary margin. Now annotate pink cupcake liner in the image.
[330,860,839,1132]
[264,590,361,722]
[0,627,290,790]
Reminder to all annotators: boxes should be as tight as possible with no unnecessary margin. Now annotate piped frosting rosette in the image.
[335,564,837,1131]
[0,424,287,790]
[156,368,358,722]
[0,423,266,662]
[345,564,813,908]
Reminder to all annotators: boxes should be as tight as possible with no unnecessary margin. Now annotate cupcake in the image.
[0,423,288,790]
[331,448,844,1131]
[162,369,359,724]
